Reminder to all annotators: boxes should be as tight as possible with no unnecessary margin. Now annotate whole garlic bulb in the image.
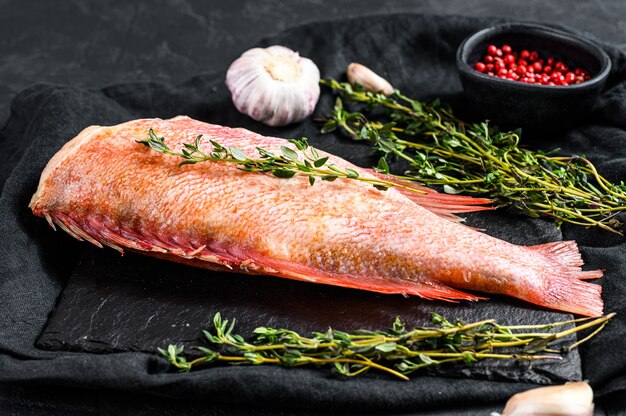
[226,45,320,126]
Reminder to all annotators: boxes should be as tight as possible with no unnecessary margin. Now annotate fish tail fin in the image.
[530,240,604,280]
[367,170,493,221]
[540,273,604,317]
[529,240,604,316]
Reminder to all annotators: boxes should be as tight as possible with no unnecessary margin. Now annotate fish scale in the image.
[30,116,604,316]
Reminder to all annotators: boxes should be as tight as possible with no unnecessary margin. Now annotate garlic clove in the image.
[346,63,395,96]
[226,45,320,126]
[499,381,594,416]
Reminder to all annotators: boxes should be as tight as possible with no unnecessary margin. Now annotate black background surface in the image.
[1,1,626,415]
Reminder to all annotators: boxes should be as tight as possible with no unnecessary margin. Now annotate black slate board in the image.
[36,244,581,385]
[1,13,626,414]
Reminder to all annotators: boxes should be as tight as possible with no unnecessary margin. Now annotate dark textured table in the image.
[1,1,626,415]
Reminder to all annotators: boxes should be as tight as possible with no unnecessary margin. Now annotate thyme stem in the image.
[136,129,429,195]
[320,79,626,234]
[158,312,614,380]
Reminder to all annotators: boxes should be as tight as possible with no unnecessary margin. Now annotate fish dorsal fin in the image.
[367,170,494,222]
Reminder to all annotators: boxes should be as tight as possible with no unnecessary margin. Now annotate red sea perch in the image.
[30,116,603,316]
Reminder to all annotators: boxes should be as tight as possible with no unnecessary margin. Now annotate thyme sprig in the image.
[158,312,615,381]
[137,129,426,194]
[320,79,626,234]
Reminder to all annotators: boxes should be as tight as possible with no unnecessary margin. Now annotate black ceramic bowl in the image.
[456,22,611,132]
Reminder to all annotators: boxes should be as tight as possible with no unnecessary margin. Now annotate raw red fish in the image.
[30,116,603,316]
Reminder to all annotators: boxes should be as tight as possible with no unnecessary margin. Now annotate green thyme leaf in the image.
[273,170,297,179]
[376,157,390,174]
[345,168,359,179]
[314,156,329,168]
[281,146,299,161]
[229,147,248,162]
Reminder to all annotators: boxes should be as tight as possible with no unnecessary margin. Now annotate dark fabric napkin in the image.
[1,13,626,413]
